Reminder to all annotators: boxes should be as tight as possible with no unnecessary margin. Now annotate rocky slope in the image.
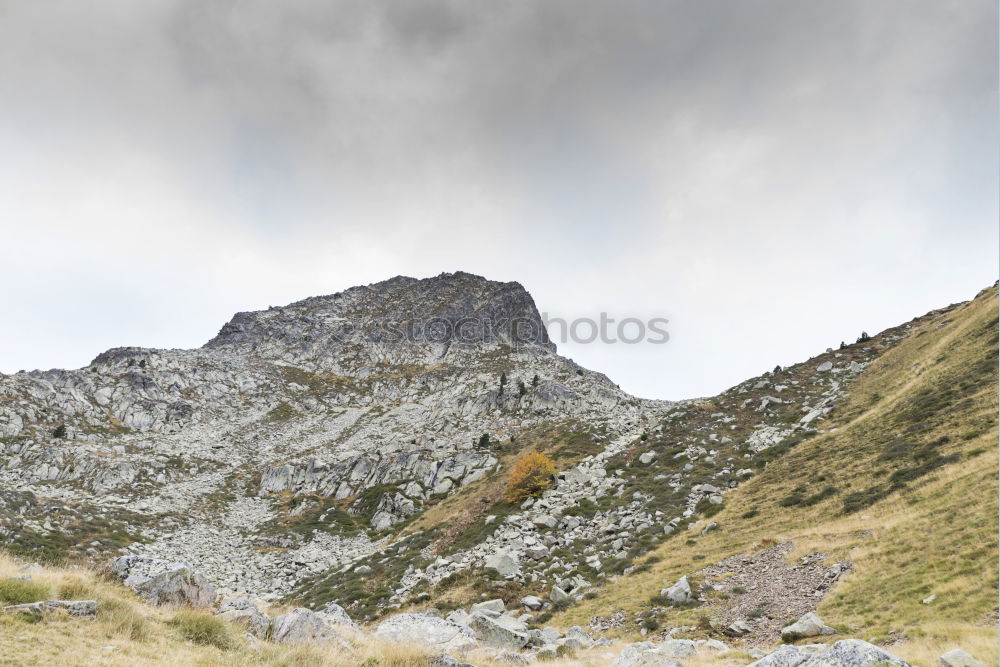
[0,273,656,602]
[1,273,995,666]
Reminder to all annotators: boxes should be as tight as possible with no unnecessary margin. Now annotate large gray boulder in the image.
[748,639,911,666]
[660,575,692,603]
[319,601,359,630]
[216,599,271,639]
[655,639,696,658]
[613,641,683,667]
[271,608,347,646]
[520,595,543,611]
[374,613,477,651]
[780,612,835,642]
[484,552,519,577]
[940,649,986,667]
[470,612,529,650]
[108,555,216,607]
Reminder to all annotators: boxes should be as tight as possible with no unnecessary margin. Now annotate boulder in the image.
[271,608,347,646]
[816,361,833,372]
[471,599,505,615]
[319,601,359,630]
[446,609,473,627]
[725,619,753,637]
[374,613,477,652]
[565,625,594,648]
[654,639,696,658]
[45,599,97,617]
[3,602,45,617]
[108,555,216,607]
[660,575,692,604]
[520,595,543,611]
[638,452,657,465]
[470,612,529,650]
[429,655,476,667]
[613,641,683,667]
[940,649,986,667]
[780,612,835,642]
[532,514,558,530]
[484,552,519,577]
[550,586,571,603]
[216,599,271,639]
[749,639,911,667]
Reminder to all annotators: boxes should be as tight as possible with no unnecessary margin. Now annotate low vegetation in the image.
[506,452,556,502]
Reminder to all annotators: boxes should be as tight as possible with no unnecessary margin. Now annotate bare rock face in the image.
[204,272,557,365]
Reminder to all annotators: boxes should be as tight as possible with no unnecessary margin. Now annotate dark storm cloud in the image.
[0,1,995,398]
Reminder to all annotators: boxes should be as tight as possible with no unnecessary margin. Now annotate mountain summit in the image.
[205,272,556,369]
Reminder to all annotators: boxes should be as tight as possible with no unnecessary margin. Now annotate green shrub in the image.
[98,596,149,641]
[0,578,50,605]
[169,609,235,649]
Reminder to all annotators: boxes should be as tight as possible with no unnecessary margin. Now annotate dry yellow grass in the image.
[0,554,434,666]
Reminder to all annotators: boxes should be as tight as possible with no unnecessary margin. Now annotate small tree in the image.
[517,380,527,397]
[52,424,67,439]
[531,374,540,387]
[856,331,871,343]
[506,452,556,502]
[499,372,508,396]
[773,365,781,374]
[477,433,491,449]
[839,341,847,349]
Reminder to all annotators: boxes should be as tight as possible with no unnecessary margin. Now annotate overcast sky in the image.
[1,1,996,399]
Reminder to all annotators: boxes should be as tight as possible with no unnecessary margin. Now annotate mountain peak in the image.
[203,272,555,361]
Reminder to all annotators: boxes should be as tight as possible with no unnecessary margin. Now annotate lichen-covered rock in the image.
[469,612,529,650]
[780,612,836,642]
[216,599,271,638]
[319,601,359,630]
[660,575,692,603]
[374,613,477,652]
[749,639,911,666]
[612,641,683,667]
[940,648,986,667]
[271,608,348,646]
[45,600,97,617]
[108,555,216,607]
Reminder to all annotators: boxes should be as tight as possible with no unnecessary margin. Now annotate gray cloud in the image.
[1,0,996,398]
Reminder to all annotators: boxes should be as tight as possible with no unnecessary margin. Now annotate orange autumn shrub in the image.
[506,452,556,502]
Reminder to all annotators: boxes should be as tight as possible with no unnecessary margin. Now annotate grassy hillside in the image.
[551,285,998,666]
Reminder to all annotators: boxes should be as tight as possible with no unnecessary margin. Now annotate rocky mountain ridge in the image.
[0,273,654,602]
[0,273,989,641]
